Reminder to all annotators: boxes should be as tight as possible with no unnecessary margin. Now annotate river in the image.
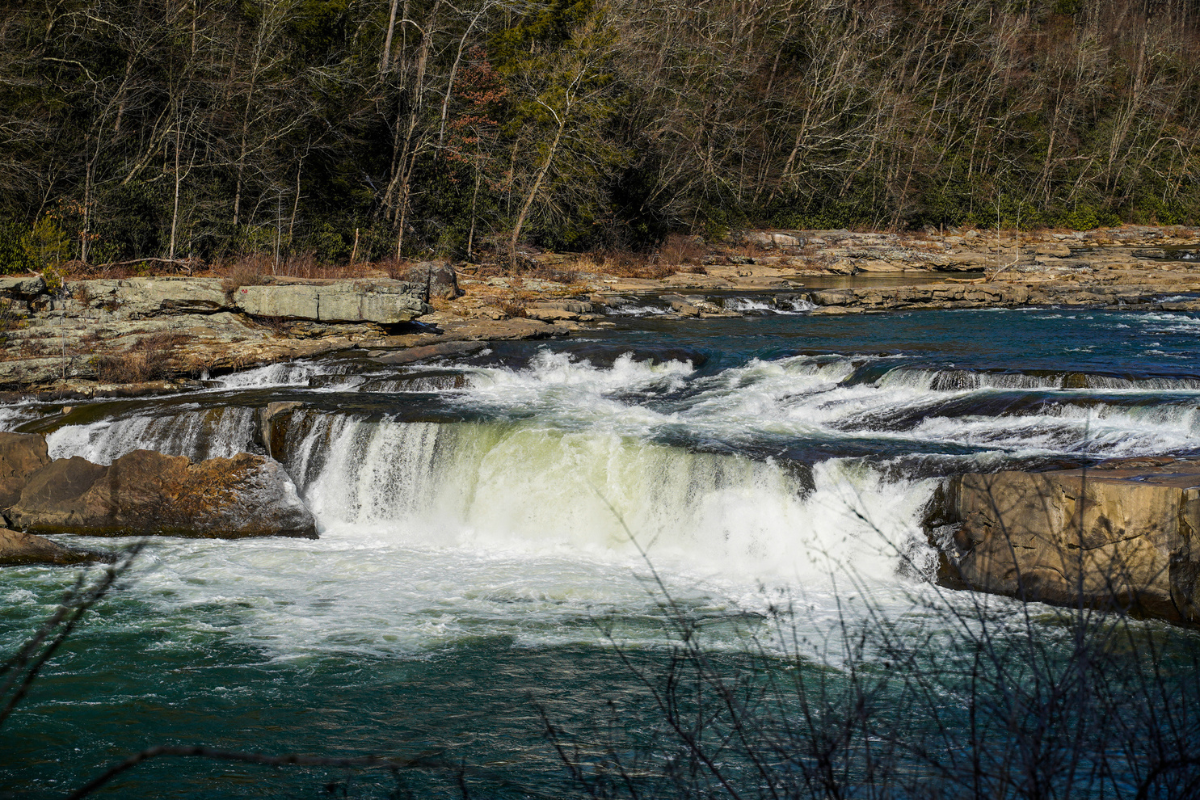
[3,306,1200,797]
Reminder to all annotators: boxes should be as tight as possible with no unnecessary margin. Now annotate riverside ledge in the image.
[0,226,1198,394]
[928,458,1200,625]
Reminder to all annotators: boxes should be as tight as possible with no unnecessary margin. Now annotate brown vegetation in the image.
[5,0,1197,278]
[92,332,186,384]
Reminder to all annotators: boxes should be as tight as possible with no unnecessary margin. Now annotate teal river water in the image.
[3,307,1200,797]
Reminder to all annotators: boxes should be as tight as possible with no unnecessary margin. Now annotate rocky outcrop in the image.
[802,280,1200,313]
[396,261,462,299]
[942,459,1200,623]
[524,299,597,322]
[0,432,51,509]
[742,231,804,248]
[0,275,47,299]
[0,527,111,566]
[233,280,428,323]
[75,277,230,317]
[8,449,317,539]
[253,401,304,460]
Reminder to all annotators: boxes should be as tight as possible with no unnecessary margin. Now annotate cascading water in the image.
[6,306,1200,798]
[46,405,257,464]
[278,413,934,587]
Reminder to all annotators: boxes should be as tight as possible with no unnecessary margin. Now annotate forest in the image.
[2,0,1199,270]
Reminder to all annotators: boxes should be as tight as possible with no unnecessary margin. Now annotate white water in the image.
[47,406,256,464]
[453,351,1200,458]
[282,414,932,586]
[42,413,936,661]
[723,296,816,314]
[28,339,1200,661]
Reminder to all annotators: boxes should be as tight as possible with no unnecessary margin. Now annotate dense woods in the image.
[2,0,1200,270]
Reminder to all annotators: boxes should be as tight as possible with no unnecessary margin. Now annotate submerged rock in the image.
[945,459,1200,623]
[9,449,317,539]
[0,527,111,566]
[372,340,488,365]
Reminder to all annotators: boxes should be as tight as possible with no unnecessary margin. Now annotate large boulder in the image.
[74,277,230,317]
[0,527,110,566]
[946,459,1200,623]
[9,450,317,539]
[234,280,428,323]
[397,261,461,299]
[0,432,51,511]
[0,275,47,299]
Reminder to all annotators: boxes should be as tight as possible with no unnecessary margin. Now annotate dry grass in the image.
[586,249,680,279]
[93,332,187,384]
[658,233,707,265]
[499,299,527,318]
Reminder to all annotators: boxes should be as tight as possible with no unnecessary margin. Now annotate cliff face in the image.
[942,459,1200,624]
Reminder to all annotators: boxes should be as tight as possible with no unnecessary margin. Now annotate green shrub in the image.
[0,218,35,275]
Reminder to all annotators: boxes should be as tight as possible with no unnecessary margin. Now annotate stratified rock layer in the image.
[233,280,428,323]
[9,449,317,539]
[947,459,1200,623]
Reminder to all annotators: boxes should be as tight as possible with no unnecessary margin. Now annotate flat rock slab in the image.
[0,275,47,298]
[74,277,229,317]
[9,449,317,539]
[234,281,429,324]
[0,527,111,566]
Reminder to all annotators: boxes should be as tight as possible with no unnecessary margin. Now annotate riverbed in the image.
[3,306,1200,797]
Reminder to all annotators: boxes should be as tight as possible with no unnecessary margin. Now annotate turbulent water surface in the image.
[3,308,1200,797]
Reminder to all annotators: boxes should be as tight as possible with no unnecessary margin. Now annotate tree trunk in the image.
[510,121,564,266]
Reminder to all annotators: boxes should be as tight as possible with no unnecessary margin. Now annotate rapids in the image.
[3,306,1200,797]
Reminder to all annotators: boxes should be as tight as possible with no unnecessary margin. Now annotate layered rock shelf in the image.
[936,458,1200,624]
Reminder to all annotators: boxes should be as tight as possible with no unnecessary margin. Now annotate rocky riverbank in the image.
[0,428,315,564]
[929,457,1200,624]
[1,226,1199,396]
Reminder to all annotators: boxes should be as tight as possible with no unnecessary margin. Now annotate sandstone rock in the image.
[923,253,991,271]
[234,283,319,318]
[254,401,304,460]
[524,307,578,322]
[234,281,429,324]
[854,259,902,272]
[947,462,1200,622]
[9,450,317,538]
[743,231,803,248]
[810,305,865,315]
[0,432,51,511]
[1035,244,1073,257]
[0,527,110,566]
[74,277,229,317]
[373,340,488,365]
[826,259,859,275]
[0,275,47,298]
[528,299,595,314]
[398,261,462,299]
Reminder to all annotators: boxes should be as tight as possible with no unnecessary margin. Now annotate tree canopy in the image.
[2,0,1199,268]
